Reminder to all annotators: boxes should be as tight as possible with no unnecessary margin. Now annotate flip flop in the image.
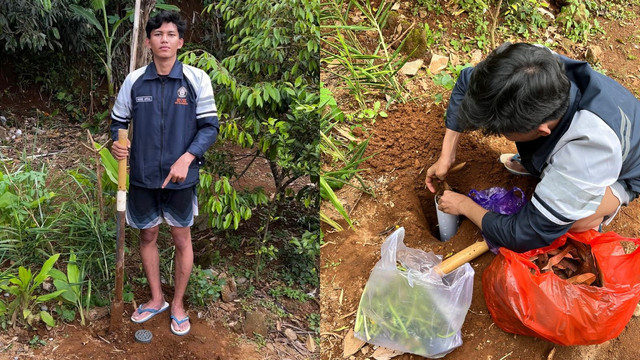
[499,153,531,176]
[170,315,191,336]
[130,301,169,324]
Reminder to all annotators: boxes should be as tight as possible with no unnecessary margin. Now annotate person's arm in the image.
[425,129,461,192]
[425,67,473,192]
[436,190,487,226]
[110,74,133,160]
[437,189,571,252]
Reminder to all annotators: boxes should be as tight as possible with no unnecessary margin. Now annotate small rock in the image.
[237,277,247,285]
[40,305,48,311]
[371,346,404,360]
[470,49,483,66]
[284,328,297,341]
[14,129,22,137]
[0,116,6,126]
[220,273,238,303]
[400,59,423,76]
[428,54,449,74]
[88,306,110,321]
[586,45,602,65]
[244,310,268,337]
[228,320,242,334]
[42,281,53,292]
[450,53,460,67]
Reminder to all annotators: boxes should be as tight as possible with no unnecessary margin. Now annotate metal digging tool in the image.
[110,129,128,332]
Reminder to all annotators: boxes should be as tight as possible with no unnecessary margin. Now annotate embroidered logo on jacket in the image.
[136,96,152,103]
[175,86,188,105]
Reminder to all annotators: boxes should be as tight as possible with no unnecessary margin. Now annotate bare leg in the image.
[131,226,166,321]
[170,225,193,332]
[570,187,620,232]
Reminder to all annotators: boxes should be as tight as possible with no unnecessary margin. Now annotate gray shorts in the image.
[126,184,198,229]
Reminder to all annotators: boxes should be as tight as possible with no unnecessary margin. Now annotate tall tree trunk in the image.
[130,0,156,73]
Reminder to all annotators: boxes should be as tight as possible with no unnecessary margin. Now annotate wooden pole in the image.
[435,241,490,275]
[110,129,128,332]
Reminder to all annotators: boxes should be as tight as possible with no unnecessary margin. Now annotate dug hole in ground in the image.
[320,101,640,360]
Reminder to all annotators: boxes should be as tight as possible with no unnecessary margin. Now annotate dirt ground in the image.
[320,4,640,360]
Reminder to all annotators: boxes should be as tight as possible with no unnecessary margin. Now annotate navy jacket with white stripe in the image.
[446,53,640,251]
[110,60,219,190]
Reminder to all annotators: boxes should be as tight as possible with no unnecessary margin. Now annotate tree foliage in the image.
[0,0,95,53]
[182,0,320,231]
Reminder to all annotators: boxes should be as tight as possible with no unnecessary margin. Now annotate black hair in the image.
[145,11,186,39]
[457,42,570,135]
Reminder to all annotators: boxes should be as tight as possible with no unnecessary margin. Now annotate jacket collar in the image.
[143,60,183,80]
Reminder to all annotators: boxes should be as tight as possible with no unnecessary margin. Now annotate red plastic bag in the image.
[483,230,640,345]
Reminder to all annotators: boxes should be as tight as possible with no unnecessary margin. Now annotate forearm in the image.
[460,196,488,229]
[440,128,462,164]
[186,118,219,157]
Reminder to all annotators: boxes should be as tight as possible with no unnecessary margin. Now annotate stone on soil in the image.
[244,310,268,337]
[400,59,423,76]
[428,54,448,74]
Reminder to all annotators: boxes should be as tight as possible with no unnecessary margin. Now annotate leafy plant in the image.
[0,164,58,263]
[94,141,128,191]
[320,0,408,108]
[187,266,225,306]
[0,0,94,53]
[502,0,549,38]
[199,175,268,230]
[182,0,321,252]
[0,254,66,328]
[269,285,310,302]
[281,231,320,287]
[69,1,133,104]
[50,252,91,326]
[556,0,602,43]
[28,335,47,348]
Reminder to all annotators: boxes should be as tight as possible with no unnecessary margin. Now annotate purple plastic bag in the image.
[468,187,527,253]
[468,187,527,215]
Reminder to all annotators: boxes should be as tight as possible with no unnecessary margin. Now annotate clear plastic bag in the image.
[354,227,475,358]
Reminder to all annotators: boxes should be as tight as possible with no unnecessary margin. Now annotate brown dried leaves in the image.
[529,238,601,286]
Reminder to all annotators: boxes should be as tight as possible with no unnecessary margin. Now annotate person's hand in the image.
[436,190,471,216]
[425,157,453,193]
[162,152,196,188]
[111,139,130,161]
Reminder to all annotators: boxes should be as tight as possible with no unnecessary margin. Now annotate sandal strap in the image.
[171,315,190,325]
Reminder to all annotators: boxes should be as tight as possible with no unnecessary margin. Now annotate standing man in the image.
[110,11,218,336]
[425,43,640,252]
